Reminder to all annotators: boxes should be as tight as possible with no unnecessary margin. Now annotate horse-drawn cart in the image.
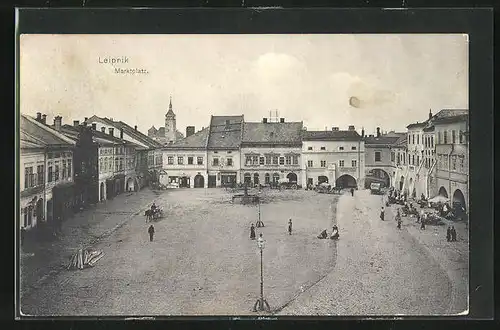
[145,208,164,221]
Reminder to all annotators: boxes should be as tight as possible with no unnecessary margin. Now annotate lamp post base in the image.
[253,298,270,312]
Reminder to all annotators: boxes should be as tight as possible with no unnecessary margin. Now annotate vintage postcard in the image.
[18,32,469,317]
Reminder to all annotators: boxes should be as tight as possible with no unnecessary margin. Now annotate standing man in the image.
[250,224,256,240]
[420,216,426,230]
[451,226,457,241]
[350,188,354,197]
[396,211,402,229]
[380,207,385,221]
[148,224,155,242]
[288,219,293,235]
[446,226,452,242]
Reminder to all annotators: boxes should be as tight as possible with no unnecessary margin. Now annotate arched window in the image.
[265,173,270,184]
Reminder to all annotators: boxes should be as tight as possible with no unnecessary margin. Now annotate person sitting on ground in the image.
[330,226,339,239]
[317,229,328,239]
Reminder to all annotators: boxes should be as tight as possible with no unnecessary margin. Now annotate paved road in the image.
[278,190,453,316]
[21,188,339,316]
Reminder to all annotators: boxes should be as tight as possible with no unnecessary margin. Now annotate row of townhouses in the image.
[19,112,164,233]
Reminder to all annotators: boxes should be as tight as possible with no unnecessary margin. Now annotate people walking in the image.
[350,188,354,197]
[380,207,385,221]
[288,219,292,235]
[446,226,451,242]
[420,217,426,230]
[250,224,256,240]
[451,226,457,241]
[148,225,155,242]
[397,218,402,229]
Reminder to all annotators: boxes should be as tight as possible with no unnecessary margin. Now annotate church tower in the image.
[165,96,177,143]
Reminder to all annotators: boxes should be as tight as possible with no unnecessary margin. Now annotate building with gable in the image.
[206,115,244,188]
[147,97,184,145]
[20,114,75,233]
[302,126,365,189]
[240,117,303,187]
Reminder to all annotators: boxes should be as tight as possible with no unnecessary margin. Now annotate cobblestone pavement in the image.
[20,188,340,316]
[277,189,463,316]
[20,189,158,300]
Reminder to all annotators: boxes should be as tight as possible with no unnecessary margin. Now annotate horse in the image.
[144,209,152,222]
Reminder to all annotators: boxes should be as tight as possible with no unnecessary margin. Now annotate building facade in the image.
[20,114,75,233]
[240,119,303,187]
[302,126,365,189]
[433,113,469,211]
[206,115,244,188]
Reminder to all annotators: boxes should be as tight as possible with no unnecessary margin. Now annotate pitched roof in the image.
[20,115,75,147]
[302,130,362,141]
[392,134,408,148]
[164,127,209,150]
[407,109,469,129]
[207,115,244,149]
[432,113,468,125]
[60,124,146,149]
[364,135,402,146]
[242,122,303,144]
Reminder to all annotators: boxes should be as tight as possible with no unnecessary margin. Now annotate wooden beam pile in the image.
[67,248,104,270]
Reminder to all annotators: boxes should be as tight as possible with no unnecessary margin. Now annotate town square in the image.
[18,34,469,316]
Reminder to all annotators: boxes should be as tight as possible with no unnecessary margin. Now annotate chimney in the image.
[369,134,374,137]
[376,127,381,138]
[53,116,62,131]
[101,127,106,133]
[186,126,195,137]
[332,127,339,131]
[41,114,47,125]
[92,123,97,130]
[263,118,268,123]
[361,128,365,137]
[109,127,114,136]
[134,125,137,131]
[120,128,124,139]
[429,109,433,120]
[73,120,80,127]
[280,118,285,123]
[348,125,355,131]
[36,112,42,121]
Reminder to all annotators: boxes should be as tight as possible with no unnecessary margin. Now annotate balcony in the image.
[20,184,45,198]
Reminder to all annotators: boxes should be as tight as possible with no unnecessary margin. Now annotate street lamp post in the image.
[253,235,270,312]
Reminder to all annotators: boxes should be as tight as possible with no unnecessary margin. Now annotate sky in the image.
[20,34,468,136]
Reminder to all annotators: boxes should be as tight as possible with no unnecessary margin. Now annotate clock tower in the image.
[165,96,177,143]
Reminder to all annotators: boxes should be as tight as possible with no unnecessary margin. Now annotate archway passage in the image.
[100,182,105,201]
[179,176,190,188]
[287,172,298,183]
[194,174,205,188]
[253,173,260,185]
[318,175,328,184]
[438,186,448,198]
[126,177,135,192]
[336,174,357,189]
[453,189,466,212]
[366,169,391,188]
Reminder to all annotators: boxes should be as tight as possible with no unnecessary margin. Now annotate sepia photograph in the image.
[17,32,470,317]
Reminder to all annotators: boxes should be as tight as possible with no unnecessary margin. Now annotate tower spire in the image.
[169,96,172,111]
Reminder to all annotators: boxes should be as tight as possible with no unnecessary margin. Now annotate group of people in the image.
[317,225,339,240]
[446,226,458,242]
[147,203,157,241]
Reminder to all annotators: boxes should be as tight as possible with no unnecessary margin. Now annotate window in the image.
[292,155,299,165]
[412,155,415,165]
[417,134,419,145]
[168,156,174,165]
[416,156,420,166]
[24,167,33,189]
[227,151,232,154]
[212,158,219,166]
[245,156,252,166]
[452,130,456,144]
[252,156,259,165]
[177,156,184,165]
[437,132,441,144]
[285,156,291,165]
[443,155,448,169]
[265,155,271,165]
[443,131,448,144]
[279,157,285,165]
[339,160,345,167]
[307,160,313,167]
[37,165,44,185]
[408,134,411,144]
[459,130,463,144]
[459,156,464,171]
[320,146,326,150]
[265,173,270,184]
[272,156,279,165]
[352,160,357,167]
[375,151,381,162]
[307,146,313,151]
[339,146,344,151]
[451,155,457,170]
[320,160,326,167]
[188,157,194,165]
[54,165,60,181]
[351,146,357,150]
[227,158,233,167]
[431,136,434,147]
[197,157,203,165]
[214,151,218,154]
[391,152,395,162]
[412,134,415,144]
[259,157,265,165]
